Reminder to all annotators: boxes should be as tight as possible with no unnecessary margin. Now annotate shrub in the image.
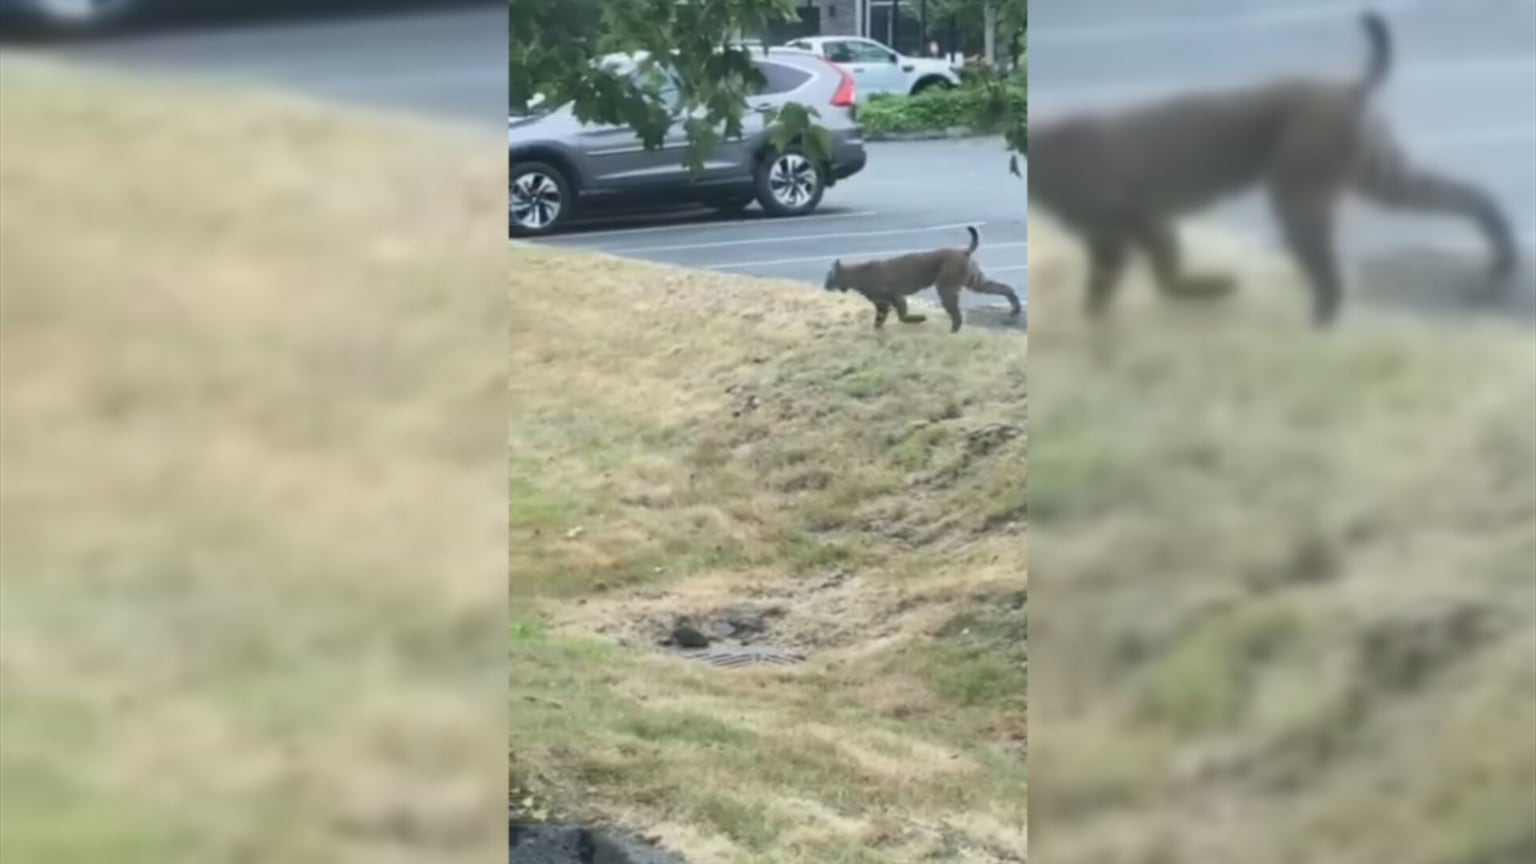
[857,72,1026,136]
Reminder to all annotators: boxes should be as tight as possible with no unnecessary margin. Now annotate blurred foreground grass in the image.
[1026,216,1536,864]
[0,60,507,863]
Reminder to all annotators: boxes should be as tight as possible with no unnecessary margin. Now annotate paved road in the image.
[1029,0,1536,320]
[526,137,1030,330]
[0,1,507,128]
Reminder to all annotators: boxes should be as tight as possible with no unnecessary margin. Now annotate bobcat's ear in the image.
[832,259,843,273]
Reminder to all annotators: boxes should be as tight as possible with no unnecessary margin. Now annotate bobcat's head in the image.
[823,259,850,292]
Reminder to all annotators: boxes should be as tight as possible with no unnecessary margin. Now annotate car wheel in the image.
[509,161,573,238]
[753,149,824,218]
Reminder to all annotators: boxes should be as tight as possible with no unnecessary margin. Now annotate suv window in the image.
[753,59,813,95]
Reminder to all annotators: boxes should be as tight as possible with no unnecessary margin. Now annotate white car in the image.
[0,0,148,29]
[781,35,960,101]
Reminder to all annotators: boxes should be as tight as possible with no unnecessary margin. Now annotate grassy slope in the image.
[509,249,1028,863]
[0,63,508,863]
[1026,216,1536,864]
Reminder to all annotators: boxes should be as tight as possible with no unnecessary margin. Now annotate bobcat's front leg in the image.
[891,295,927,324]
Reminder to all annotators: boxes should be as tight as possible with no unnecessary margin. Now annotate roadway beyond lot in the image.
[525,137,1030,331]
[0,1,507,128]
[1030,0,1536,322]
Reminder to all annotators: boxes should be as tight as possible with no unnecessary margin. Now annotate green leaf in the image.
[510,0,1026,176]
[511,0,823,173]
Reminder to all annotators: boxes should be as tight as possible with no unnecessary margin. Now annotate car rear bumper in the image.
[826,134,868,184]
[830,149,866,182]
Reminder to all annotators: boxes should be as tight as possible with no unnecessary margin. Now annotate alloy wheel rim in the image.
[510,171,562,230]
[767,154,817,208]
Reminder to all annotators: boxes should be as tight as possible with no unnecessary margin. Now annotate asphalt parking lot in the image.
[525,137,1030,331]
[0,1,507,129]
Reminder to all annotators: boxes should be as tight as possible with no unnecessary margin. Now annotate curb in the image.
[862,127,995,142]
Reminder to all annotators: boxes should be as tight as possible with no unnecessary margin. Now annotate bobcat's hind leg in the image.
[968,277,1024,319]
[1130,217,1236,300]
[938,285,965,332]
[1271,186,1346,328]
[1354,149,1519,294]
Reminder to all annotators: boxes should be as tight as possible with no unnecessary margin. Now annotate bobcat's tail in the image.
[1358,10,1393,95]
[964,225,980,255]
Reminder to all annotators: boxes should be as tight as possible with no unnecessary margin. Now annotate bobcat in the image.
[823,226,1023,332]
[1026,10,1519,327]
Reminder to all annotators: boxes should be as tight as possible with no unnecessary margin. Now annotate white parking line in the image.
[1418,125,1536,151]
[606,222,993,254]
[705,242,1029,270]
[1410,229,1536,253]
[538,210,878,243]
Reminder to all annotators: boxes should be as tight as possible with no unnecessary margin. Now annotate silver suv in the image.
[509,47,868,236]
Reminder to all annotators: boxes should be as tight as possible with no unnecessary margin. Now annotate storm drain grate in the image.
[676,644,806,668]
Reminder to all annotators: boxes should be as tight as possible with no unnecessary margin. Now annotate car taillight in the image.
[824,59,856,107]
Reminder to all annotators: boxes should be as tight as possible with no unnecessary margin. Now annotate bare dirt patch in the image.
[555,565,1007,664]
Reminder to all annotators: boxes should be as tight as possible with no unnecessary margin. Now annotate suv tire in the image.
[753,149,825,218]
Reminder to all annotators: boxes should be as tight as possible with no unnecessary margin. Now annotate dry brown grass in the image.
[1,60,507,863]
[509,248,1027,863]
[1025,214,1536,864]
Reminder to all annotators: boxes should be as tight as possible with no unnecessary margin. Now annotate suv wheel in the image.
[510,161,573,237]
[753,150,824,218]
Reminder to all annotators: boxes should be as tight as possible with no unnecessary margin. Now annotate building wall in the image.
[814,0,860,36]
